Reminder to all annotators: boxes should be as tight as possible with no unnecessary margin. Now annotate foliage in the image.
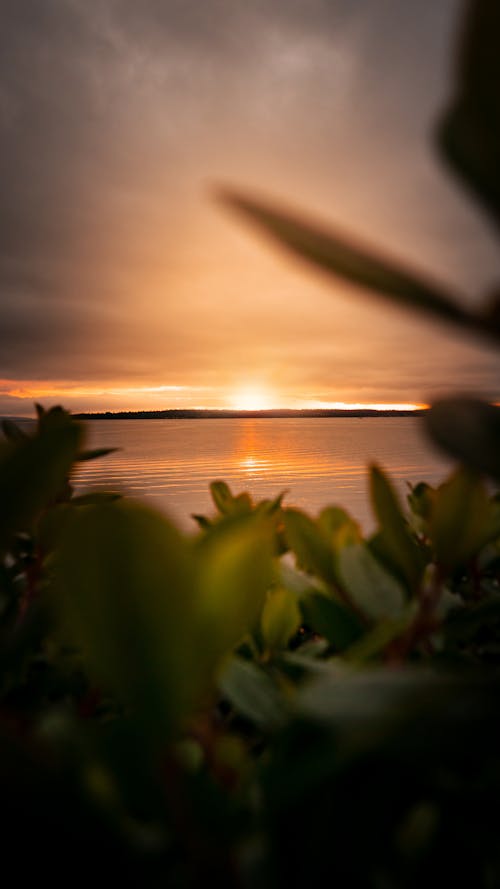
[1,407,500,887]
[2,1,500,886]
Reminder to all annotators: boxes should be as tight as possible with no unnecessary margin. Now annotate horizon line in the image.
[69,406,429,420]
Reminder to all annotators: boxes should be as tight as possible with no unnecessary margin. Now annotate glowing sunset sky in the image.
[1,0,499,416]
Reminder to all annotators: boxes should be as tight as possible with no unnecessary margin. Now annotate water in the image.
[75,417,453,531]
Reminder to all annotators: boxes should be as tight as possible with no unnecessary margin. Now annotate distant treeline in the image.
[73,408,427,420]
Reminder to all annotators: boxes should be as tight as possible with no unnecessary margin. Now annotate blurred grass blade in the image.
[425,397,500,480]
[216,189,493,338]
[436,0,500,231]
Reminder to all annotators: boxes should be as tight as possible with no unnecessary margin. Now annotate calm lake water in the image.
[75,418,453,531]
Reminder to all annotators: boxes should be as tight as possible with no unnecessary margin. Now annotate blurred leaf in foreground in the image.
[0,407,82,552]
[216,189,499,344]
[437,0,500,232]
[53,500,198,740]
[425,397,500,481]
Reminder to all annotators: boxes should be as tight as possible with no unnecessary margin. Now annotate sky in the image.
[1,0,499,416]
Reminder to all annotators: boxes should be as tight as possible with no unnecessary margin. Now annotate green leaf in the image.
[218,656,286,730]
[407,482,436,522]
[284,509,335,584]
[209,480,253,518]
[256,490,288,516]
[338,544,407,622]
[425,397,500,480]
[210,480,234,514]
[318,506,362,551]
[196,515,274,670]
[436,0,500,233]
[192,513,212,530]
[370,464,424,592]
[278,560,322,597]
[429,468,498,569]
[261,587,301,651]
[342,611,416,664]
[301,592,363,651]
[53,500,199,739]
[216,190,489,339]
[0,408,82,551]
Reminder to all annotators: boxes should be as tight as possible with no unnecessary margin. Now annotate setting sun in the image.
[229,386,275,411]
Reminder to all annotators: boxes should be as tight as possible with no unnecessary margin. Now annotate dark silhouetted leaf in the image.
[425,397,500,480]
[437,0,500,232]
[301,592,363,651]
[0,408,82,551]
[192,513,212,530]
[1,419,28,442]
[210,480,234,514]
[429,469,500,569]
[76,448,120,462]
[70,492,122,506]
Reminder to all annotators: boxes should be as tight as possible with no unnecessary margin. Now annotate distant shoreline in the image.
[73,408,427,420]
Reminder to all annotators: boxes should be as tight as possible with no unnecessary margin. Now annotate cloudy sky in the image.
[1,0,499,415]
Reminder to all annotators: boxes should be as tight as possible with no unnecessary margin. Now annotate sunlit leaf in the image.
[53,500,198,738]
[261,587,301,651]
[318,506,362,551]
[195,515,274,670]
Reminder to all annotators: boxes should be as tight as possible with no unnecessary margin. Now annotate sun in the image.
[230,386,274,411]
